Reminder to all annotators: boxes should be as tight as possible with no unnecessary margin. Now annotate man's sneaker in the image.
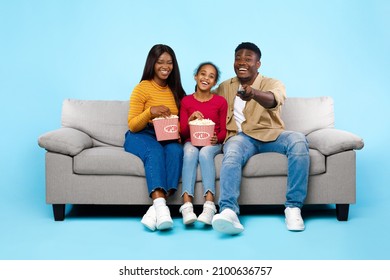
[285,207,305,231]
[179,202,197,225]
[197,201,217,225]
[155,205,173,230]
[141,206,157,231]
[212,208,244,235]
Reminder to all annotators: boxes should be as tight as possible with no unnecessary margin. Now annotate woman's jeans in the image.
[181,141,222,198]
[219,131,310,214]
[124,127,183,196]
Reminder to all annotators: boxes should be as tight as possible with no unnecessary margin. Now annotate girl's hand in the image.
[188,111,204,122]
[150,105,171,118]
[210,132,218,145]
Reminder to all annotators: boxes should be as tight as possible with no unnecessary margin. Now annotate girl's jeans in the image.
[124,127,183,196]
[181,141,222,198]
[219,131,310,214]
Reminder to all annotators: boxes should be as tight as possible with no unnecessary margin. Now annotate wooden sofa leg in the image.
[336,204,349,221]
[53,204,65,221]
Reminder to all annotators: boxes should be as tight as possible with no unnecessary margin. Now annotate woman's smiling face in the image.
[153,52,173,86]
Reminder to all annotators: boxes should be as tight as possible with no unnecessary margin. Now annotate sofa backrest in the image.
[61,96,335,147]
[281,96,334,135]
[62,99,129,147]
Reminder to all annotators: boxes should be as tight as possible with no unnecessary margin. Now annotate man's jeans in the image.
[181,141,222,197]
[124,127,183,195]
[219,131,310,214]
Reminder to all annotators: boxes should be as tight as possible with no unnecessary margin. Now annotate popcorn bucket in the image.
[152,116,179,141]
[190,123,215,146]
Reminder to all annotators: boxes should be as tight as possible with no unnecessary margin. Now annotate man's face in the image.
[234,49,261,84]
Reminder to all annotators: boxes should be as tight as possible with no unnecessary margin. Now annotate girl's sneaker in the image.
[197,201,217,225]
[179,202,197,225]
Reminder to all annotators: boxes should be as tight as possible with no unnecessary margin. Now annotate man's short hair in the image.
[235,42,262,60]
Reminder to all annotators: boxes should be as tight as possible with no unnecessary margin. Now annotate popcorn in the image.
[153,115,179,120]
[189,118,215,126]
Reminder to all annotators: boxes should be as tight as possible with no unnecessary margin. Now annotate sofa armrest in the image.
[306,128,364,156]
[38,127,93,156]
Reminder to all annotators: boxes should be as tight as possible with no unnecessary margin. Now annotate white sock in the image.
[153,197,166,208]
[204,201,215,206]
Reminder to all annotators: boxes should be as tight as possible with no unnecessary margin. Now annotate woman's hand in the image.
[150,105,171,118]
[188,111,204,122]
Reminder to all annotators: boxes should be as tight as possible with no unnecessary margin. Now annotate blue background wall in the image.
[1,0,389,260]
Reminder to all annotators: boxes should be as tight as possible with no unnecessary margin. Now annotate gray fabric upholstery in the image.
[281,96,334,135]
[74,146,145,176]
[306,128,364,156]
[72,148,325,177]
[38,97,364,219]
[61,99,129,147]
[38,127,93,156]
[45,150,357,206]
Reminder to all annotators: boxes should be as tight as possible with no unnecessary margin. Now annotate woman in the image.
[124,44,186,231]
[179,62,227,225]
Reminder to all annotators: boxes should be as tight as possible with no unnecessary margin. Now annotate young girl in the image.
[124,44,186,231]
[179,62,227,225]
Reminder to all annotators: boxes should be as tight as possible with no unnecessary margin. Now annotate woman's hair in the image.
[194,62,221,91]
[141,44,186,108]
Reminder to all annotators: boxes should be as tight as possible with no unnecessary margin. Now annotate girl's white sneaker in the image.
[179,202,197,225]
[197,201,217,225]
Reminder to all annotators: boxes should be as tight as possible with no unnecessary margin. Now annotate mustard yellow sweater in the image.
[128,80,178,132]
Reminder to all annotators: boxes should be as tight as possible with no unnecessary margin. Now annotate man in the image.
[212,42,310,234]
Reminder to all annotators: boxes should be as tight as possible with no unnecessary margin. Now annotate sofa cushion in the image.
[306,128,364,155]
[74,146,145,175]
[62,99,129,147]
[242,149,325,177]
[281,96,334,135]
[38,127,93,156]
[73,147,325,177]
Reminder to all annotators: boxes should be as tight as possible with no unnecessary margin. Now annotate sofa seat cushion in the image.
[74,146,145,176]
[241,149,325,177]
[73,147,325,178]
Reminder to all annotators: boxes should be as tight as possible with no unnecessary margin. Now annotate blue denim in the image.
[181,141,222,197]
[219,131,310,214]
[124,127,183,196]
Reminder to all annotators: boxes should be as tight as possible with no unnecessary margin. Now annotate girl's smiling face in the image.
[195,64,217,92]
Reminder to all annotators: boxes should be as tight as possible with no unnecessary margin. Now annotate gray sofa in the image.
[38,97,364,221]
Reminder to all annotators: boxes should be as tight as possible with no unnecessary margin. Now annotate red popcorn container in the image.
[189,120,215,146]
[152,116,179,141]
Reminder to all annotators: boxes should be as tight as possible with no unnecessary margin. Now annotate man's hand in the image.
[237,84,255,101]
[237,85,277,108]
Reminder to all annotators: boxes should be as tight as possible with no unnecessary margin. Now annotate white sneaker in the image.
[212,208,244,235]
[197,201,217,225]
[285,207,305,231]
[155,205,173,230]
[179,202,197,225]
[141,206,157,231]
